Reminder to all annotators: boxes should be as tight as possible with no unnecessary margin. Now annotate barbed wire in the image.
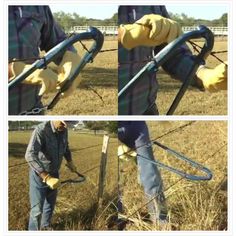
[117,142,227,228]
[8,122,227,229]
[9,141,116,169]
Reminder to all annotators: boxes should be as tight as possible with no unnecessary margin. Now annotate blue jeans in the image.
[28,170,58,230]
[118,121,163,197]
[118,121,167,220]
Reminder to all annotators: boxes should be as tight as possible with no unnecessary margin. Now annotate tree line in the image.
[8,121,118,134]
[169,12,227,27]
[52,11,227,31]
[53,12,118,31]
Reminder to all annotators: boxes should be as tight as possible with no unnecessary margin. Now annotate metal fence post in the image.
[98,135,110,206]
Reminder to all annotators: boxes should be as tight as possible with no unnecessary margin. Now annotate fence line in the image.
[68,25,228,36]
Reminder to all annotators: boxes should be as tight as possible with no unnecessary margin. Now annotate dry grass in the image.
[157,40,227,115]
[8,130,118,230]
[43,39,117,115]
[41,40,226,115]
[119,121,227,231]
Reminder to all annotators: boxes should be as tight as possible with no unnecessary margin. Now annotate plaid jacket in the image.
[118,5,195,115]
[25,121,72,174]
[9,6,67,115]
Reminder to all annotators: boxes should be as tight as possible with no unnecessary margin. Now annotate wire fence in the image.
[8,122,227,229]
[68,25,228,36]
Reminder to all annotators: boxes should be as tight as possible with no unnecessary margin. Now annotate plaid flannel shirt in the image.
[9,6,67,115]
[118,5,195,115]
[25,121,72,174]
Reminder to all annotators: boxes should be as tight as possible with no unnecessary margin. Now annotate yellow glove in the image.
[66,160,77,172]
[196,62,227,92]
[118,144,137,161]
[10,61,58,96]
[57,51,82,97]
[136,14,182,43]
[119,24,158,50]
[43,174,61,190]
[119,14,182,50]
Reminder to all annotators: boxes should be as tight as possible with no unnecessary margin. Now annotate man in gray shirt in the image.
[25,121,78,230]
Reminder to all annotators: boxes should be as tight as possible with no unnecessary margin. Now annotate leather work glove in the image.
[196,62,227,92]
[66,160,77,172]
[118,144,137,161]
[9,61,58,96]
[119,24,158,50]
[57,50,82,98]
[119,14,182,50]
[42,174,61,190]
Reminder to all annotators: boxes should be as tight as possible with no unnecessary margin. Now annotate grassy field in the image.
[43,39,118,115]
[8,130,118,230]
[157,40,227,115]
[42,39,227,115]
[119,121,227,230]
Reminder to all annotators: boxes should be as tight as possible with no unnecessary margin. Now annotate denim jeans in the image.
[28,170,58,230]
[118,121,164,196]
[118,121,167,221]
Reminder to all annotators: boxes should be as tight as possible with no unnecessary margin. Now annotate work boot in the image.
[146,192,169,224]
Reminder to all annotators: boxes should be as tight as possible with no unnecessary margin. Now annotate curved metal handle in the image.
[138,141,213,181]
[118,25,214,113]
[8,27,104,98]
[61,171,86,184]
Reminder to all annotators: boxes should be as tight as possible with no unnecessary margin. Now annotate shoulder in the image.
[34,122,51,136]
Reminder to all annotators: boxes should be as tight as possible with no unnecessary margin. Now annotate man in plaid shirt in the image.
[118,5,227,115]
[8,6,81,115]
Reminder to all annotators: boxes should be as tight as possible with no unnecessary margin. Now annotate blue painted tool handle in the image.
[152,141,213,181]
[118,25,214,103]
[9,27,104,91]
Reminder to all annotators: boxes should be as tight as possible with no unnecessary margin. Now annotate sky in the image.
[50,4,228,20]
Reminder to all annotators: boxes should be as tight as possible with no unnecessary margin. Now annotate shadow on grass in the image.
[80,67,117,88]
[9,143,27,158]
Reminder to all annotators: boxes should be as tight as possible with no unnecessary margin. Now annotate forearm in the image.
[25,150,45,174]
[64,147,72,162]
[161,45,195,82]
[25,129,46,174]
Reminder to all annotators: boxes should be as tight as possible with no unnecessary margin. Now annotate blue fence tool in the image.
[138,141,213,181]
[9,27,104,112]
[118,25,214,115]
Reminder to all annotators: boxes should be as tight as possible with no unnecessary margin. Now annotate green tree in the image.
[106,121,118,134]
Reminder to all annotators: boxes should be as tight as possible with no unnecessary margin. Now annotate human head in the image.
[52,120,67,132]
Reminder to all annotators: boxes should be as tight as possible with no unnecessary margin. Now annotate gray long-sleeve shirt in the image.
[25,121,72,174]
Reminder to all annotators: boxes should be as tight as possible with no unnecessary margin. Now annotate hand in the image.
[119,23,158,50]
[196,62,227,92]
[57,51,82,98]
[9,61,58,96]
[66,160,77,172]
[136,14,182,43]
[42,174,61,190]
[119,14,182,50]
[118,144,137,161]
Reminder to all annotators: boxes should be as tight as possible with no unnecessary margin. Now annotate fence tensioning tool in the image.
[118,25,214,115]
[9,26,104,111]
